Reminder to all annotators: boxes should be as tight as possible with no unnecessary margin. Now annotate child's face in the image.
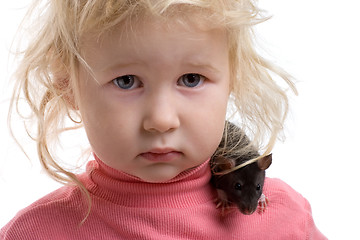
[77,17,230,182]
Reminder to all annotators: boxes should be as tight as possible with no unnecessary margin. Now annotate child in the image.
[1,0,326,239]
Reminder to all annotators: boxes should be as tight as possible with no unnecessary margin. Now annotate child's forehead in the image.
[79,3,225,43]
[79,15,229,74]
[80,10,226,55]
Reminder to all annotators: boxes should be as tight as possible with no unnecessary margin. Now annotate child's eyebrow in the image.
[100,62,141,73]
[101,61,222,75]
[184,62,222,74]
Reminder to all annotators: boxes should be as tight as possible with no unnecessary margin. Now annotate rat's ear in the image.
[257,153,272,170]
[212,156,236,172]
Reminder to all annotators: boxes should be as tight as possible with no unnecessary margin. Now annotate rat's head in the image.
[227,163,265,214]
[213,154,272,215]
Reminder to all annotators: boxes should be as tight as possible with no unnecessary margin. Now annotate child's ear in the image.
[51,60,78,110]
[257,153,272,170]
[54,77,78,110]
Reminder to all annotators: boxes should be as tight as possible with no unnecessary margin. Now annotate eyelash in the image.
[112,73,205,90]
[177,73,205,88]
[112,75,141,90]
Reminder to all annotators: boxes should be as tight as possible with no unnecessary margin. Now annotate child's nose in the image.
[142,92,180,133]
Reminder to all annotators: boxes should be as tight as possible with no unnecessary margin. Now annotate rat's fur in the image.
[210,121,272,215]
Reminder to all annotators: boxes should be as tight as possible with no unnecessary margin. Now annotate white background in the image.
[1,1,359,239]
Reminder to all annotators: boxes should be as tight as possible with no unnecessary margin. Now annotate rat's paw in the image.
[214,197,231,216]
[214,198,228,209]
[257,193,269,214]
[214,189,230,209]
[214,189,235,216]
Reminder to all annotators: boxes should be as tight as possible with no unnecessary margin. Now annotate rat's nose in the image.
[239,205,257,215]
[240,208,256,215]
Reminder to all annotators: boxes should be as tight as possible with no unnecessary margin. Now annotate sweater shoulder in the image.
[1,185,86,240]
[263,177,312,221]
[259,177,327,239]
[264,177,308,205]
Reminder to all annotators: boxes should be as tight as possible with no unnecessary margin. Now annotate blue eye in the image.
[112,75,141,90]
[178,73,204,88]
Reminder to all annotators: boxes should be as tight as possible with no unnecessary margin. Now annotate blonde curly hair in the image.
[9,0,296,219]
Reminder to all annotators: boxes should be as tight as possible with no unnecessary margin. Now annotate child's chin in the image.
[137,164,183,183]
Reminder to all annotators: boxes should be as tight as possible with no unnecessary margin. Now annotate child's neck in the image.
[80,157,215,208]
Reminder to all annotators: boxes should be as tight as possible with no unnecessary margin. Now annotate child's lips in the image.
[140,149,182,162]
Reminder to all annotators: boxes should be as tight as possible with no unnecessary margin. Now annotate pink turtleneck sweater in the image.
[1,158,326,239]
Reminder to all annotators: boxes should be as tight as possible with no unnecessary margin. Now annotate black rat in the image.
[210,121,272,215]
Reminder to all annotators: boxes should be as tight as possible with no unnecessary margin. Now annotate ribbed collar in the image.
[82,155,215,208]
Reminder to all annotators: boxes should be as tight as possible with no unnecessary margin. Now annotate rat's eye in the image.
[177,73,204,88]
[256,184,261,191]
[112,75,142,90]
[234,183,242,191]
